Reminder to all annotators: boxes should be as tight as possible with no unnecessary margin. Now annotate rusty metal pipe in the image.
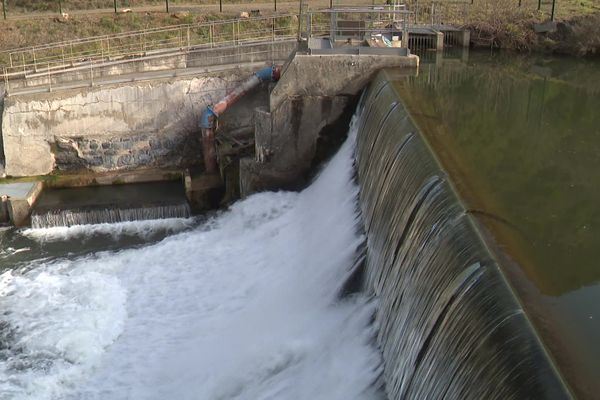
[199,65,281,174]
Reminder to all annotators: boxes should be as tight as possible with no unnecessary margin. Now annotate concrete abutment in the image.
[240,52,419,196]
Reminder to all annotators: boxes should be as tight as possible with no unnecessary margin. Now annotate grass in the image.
[406,0,600,54]
[3,0,267,14]
[0,0,598,62]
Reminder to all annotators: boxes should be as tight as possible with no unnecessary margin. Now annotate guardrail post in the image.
[187,26,191,49]
[90,61,94,87]
[3,67,9,94]
[47,62,52,92]
[9,53,13,68]
[210,23,214,47]
[32,50,37,72]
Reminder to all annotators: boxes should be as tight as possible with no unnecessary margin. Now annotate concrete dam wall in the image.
[1,67,269,177]
[355,71,571,399]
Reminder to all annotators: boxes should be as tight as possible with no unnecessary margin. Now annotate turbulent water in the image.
[0,122,382,400]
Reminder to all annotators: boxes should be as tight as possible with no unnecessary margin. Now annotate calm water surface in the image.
[393,51,600,398]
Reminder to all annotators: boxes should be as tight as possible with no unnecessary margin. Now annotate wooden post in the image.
[58,0,62,15]
[166,0,169,13]
[274,0,277,11]
[550,0,556,21]
[538,0,541,10]
[219,0,222,12]
[114,0,117,13]
[2,0,7,20]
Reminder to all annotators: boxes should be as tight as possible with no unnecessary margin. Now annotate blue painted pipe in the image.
[199,106,216,130]
[199,66,281,131]
[199,65,281,173]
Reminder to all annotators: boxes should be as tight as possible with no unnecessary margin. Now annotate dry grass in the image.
[4,0,264,13]
[417,0,600,54]
[549,12,600,55]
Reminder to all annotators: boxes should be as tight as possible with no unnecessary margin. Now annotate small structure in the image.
[0,181,43,227]
[301,5,411,56]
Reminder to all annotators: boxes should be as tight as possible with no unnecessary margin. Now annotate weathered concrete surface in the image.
[0,181,43,226]
[270,53,419,111]
[241,53,419,196]
[2,66,269,177]
[0,84,5,178]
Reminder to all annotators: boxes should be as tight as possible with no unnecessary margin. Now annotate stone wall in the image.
[2,67,269,177]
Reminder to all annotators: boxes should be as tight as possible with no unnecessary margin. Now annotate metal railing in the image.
[0,4,418,95]
[2,14,297,73]
[301,4,411,47]
[1,13,300,94]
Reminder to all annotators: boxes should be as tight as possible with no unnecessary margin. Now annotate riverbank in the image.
[462,7,600,57]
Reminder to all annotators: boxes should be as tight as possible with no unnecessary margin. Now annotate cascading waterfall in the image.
[0,122,382,400]
[31,202,191,229]
[0,72,575,400]
[355,72,571,399]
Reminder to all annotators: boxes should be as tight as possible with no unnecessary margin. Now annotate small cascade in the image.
[31,202,191,228]
[29,181,192,229]
[355,73,571,399]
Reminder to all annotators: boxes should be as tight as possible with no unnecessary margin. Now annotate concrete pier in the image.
[0,181,43,226]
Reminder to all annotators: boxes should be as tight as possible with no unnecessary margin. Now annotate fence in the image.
[405,0,566,26]
[1,0,283,19]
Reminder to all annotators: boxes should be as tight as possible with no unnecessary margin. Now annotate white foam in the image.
[0,117,382,400]
[21,218,195,243]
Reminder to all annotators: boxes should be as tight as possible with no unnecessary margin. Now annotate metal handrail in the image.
[0,7,418,95]
[1,14,299,71]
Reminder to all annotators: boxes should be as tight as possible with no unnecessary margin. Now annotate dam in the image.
[0,5,597,400]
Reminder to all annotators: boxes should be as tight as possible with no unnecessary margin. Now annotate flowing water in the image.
[393,51,600,398]
[355,76,569,400]
[1,51,594,399]
[31,182,191,229]
[0,125,383,400]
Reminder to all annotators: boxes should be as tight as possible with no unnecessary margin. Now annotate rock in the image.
[54,13,70,23]
[172,11,190,19]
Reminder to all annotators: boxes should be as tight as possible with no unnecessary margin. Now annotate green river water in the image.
[393,51,600,399]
